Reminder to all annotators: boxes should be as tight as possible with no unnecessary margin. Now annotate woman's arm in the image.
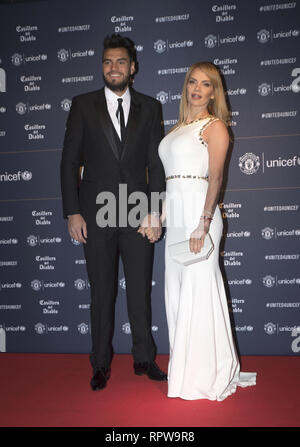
[202,119,229,217]
[189,120,229,253]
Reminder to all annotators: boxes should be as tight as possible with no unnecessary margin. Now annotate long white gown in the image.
[158,117,256,401]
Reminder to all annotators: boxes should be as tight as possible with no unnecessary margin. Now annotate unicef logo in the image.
[16,102,27,115]
[31,279,42,291]
[156,91,169,104]
[22,170,32,181]
[11,53,23,66]
[122,322,131,334]
[27,235,38,247]
[258,83,271,96]
[154,39,167,54]
[238,153,260,175]
[205,34,217,48]
[261,227,274,240]
[263,275,275,288]
[61,99,72,112]
[35,323,46,335]
[257,29,271,43]
[78,323,89,335]
[74,279,86,290]
[264,322,277,335]
[57,49,70,62]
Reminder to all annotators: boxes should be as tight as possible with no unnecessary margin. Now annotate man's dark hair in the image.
[102,34,139,76]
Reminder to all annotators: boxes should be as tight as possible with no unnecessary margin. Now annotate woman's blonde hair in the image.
[173,61,230,131]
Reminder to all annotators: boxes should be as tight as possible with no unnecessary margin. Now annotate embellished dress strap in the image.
[199,116,220,145]
[199,116,220,137]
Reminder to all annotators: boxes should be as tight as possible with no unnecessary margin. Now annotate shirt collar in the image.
[104,86,131,104]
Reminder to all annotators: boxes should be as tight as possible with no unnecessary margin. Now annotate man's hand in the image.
[68,214,87,244]
[137,213,162,243]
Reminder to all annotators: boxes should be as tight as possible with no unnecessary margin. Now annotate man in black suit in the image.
[61,34,166,390]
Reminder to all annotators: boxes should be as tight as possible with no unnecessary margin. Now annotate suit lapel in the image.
[94,87,141,162]
[94,89,120,161]
[121,88,141,161]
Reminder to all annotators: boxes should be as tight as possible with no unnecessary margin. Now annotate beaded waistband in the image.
[166,175,208,181]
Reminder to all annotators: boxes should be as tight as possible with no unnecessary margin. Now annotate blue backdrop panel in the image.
[0,0,299,356]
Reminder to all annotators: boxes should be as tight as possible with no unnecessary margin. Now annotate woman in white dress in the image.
[149,62,256,401]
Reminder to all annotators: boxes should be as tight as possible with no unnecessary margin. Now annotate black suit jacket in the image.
[60,87,165,226]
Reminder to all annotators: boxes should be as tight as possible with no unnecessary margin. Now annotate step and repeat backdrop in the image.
[0,0,299,355]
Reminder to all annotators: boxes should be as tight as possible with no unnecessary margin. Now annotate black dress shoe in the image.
[134,361,167,381]
[90,368,110,391]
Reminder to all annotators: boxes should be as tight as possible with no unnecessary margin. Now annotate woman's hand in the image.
[189,216,211,253]
[137,214,162,243]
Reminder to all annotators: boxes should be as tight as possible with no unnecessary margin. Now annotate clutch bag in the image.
[168,233,214,266]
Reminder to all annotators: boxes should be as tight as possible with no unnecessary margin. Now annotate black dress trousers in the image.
[84,227,156,372]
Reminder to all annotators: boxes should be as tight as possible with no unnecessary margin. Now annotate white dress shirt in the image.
[104,86,131,140]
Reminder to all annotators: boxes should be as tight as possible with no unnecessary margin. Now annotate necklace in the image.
[183,114,212,126]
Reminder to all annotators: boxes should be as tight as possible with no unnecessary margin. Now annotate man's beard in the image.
[103,72,131,92]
